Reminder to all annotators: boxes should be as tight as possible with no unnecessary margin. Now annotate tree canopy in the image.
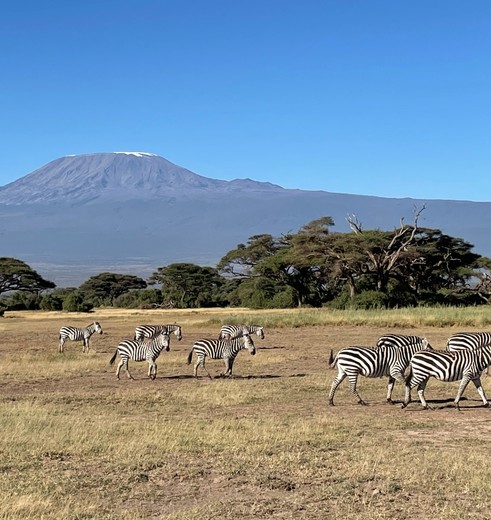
[0,257,55,296]
[78,272,147,305]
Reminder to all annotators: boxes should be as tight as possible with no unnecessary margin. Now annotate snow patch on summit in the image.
[114,152,157,157]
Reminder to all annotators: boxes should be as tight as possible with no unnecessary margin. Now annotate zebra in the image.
[109,330,170,380]
[218,324,264,340]
[187,333,256,379]
[402,344,491,410]
[59,321,103,353]
[134,323,182,341]
[328,337,432,406]
[376,334,427,349]
[446,332,491,375]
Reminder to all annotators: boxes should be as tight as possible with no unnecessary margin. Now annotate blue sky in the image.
[1,1,490,201]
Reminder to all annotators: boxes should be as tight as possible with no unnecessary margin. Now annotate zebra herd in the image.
[329,332,491,410]
[57,321,491,410]
[58,322,264,380]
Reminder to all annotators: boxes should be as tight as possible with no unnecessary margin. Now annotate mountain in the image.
[1,152,490,286]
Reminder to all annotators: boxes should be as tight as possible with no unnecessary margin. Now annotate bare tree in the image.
[346,206,426,293]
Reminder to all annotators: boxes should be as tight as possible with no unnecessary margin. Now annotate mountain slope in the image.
[0,152,490,286]
[0,152,282,204]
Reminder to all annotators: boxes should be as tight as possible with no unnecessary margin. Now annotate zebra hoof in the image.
[387,399,395,405]
[358,400,368,406]
[327,400,334,406]
[483,402,490,408]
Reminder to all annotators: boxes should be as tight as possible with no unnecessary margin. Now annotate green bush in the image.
[62,293,93,313]
[40,293,63,311]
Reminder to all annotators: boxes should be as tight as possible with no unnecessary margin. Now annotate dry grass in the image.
[1,308,491,519]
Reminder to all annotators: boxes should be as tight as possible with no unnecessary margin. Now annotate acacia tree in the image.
[217,219,337,307]
[346,207,425,294]
[149,263,226,308]
[217,234,281,278]
[0,257,55,296]
[78,272,147,305]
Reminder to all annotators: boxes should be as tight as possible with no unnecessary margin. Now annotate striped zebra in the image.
[218,324,264,340]
[59,321,103,353]
[134,323,182,341]
[328,337,432,406]
[377,334,427,349]
[446,332,491,375]
[109,330,170,380]
[187,333,256,379]
[402,344,491,410]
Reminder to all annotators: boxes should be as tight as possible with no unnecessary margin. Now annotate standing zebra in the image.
[328,338,432,406]
[134,323,182,341]
[446,332,491,375]
[187,333,256,379]
[377,334,427,349]
[402,344,491,410]
[218,324,264,340]
[59,321,103,353]
[109,330,170,380]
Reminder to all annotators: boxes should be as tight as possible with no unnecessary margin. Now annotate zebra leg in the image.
[148,360,157,380]
[115,359,124,380]
[387,371,406,404]
[122,359,134,380]
[402,376,418,409]
[223,357,234,377]
[386,376,396,404]
[470,377,490,407]
[454,376,472,410]
[194,355,212,379]
[328,370,346,406]
[416,380,431,410]
[59,337,65,353]
[347,373,367,405]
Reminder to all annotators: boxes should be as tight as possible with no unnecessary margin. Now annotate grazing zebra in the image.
[187,333,256,379]
[328,338,432,406]
[446,332,491,375]
[134,323,182,341]
[109,330,170,380]
[218,324,264,340]
[59,321,103,353]
[402,344,491,410]
[377,334,427,349]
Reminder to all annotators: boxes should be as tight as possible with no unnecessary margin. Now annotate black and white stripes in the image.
[187,334,256,379]
[218,324,264,340]
[134,323,182,341]
[403,345,491,410]
[328,338,432,406]
[59,321,103,353]
[109,330,171,380]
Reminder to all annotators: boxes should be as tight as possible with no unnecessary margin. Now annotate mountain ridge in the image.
[0,152,284,205]
[1,152,490,286]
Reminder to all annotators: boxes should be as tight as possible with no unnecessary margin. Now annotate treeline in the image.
[2,210,491,313]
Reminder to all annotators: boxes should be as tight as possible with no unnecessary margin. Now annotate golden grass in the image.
[1,307,491,518]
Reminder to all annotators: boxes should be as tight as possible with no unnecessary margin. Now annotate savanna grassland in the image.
[2,307,491,519]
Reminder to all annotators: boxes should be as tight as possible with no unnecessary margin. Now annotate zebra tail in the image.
[109,349,118,365]
[328,350,336,368]
[187,349,193,365]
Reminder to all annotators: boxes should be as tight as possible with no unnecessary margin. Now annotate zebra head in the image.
[173,325,182,341]
[157,330,171,351]
[255,327,265,339]
[94,321,103,334]
[243,333,256,356]
[418,338,433,351]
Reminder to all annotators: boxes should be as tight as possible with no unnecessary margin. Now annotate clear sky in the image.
[1,1,490,201]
